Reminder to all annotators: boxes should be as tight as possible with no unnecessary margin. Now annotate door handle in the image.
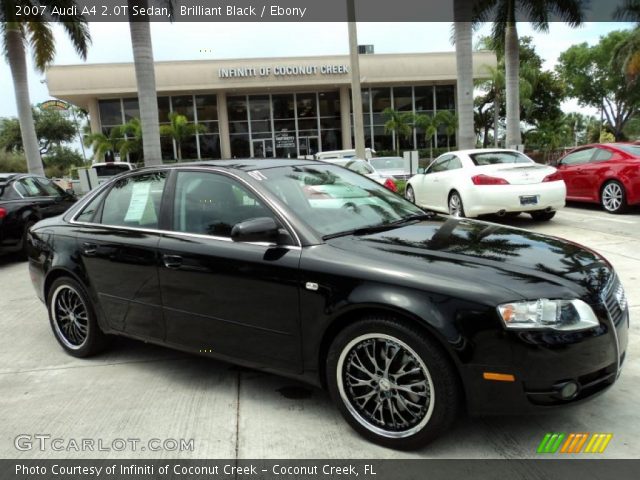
[82,242,97,256]
[163,254,183,269]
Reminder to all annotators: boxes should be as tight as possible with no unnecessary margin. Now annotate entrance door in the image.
[298,136,319,158]
[252,139,274,158]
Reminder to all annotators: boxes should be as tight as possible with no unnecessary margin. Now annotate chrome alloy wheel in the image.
[336,334,435,439]
[405,185,415,203]
[448,194,463,217]
[51,285,89,350]
[602,182,623,212]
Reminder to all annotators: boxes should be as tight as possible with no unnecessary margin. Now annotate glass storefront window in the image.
[251,120,271,133]
[274,119,295,131]
[319,91,340,117]
[196,95,217,121]
[178,135,197,160]
[122,98,139,122]
[321,129,340,151]
[229,122,249,134]
[297,93,317,118]
[436,85,455,111]
[198,121,218,135]
[227,96,248,122]
[272,94,295,119]
[172,96,194,121]
[98,99,122,126]
[158,97,171,123]
[373,126,393,151]
[393,87,413,112]
[414,86,434,112]
[199,134,221,159]
[230,134,250,158]
[249,95,271,121]
[371,88,391,113]
[161,135,175,161]
[298,118,317,132]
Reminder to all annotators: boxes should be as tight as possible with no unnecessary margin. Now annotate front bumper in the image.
[464,180,566,217]
[463,293,629,415]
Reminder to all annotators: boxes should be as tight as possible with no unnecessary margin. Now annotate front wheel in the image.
[448,191,465,217]
[405,185,416,204]
[326,317,461,450]
[47,277,109,358]
[601,180,627,214]
[530,210,556,221]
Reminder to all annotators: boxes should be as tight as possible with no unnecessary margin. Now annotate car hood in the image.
[325,215,612,305]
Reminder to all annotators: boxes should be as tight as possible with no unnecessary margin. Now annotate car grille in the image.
[601,275,627,327]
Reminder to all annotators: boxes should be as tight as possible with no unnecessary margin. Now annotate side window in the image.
[592,148,613,162]
[76,189,108,223]
[447,156,463,170]
[562,148,596,166]
[429,158,451,173]
[100,172,167,228]
[173,171,274,238]
[16,177,44,197]
[35,177,64,197]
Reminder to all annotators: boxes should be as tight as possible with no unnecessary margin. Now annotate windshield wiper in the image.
[322,213,434,240]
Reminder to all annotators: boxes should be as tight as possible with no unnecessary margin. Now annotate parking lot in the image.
[1,203,638,460]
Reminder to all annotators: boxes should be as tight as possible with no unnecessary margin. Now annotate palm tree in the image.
[475,0,584,148]
[382,108,413,156]
[613,1,640,89]
[454,0,475,149]
[160,112,206,161]
[118,118,144,161]
[1,0,90,175]
[435,110,458,151]
[127,0,175,166]
[414,114,441,160]
[84,127,123,162]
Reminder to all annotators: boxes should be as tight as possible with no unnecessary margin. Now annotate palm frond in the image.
[25,21,55,71]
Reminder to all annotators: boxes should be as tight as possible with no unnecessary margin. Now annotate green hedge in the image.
[0,151,27,173]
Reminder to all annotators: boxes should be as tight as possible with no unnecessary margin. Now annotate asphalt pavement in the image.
[1,203,638,459]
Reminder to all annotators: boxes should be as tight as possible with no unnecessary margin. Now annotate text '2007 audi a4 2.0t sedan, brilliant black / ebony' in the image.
[27,159,629,449]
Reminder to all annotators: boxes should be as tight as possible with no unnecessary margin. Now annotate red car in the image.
[555,143,640,213]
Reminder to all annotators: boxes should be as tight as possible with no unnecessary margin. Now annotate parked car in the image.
[314,148,376,161]
[405,149,566,221]
[554,143,640,214]
[369,156,411,180]
[322,158,398,192]
[28,160,628,449]
[0,173,76,256]
[90,162,137,185]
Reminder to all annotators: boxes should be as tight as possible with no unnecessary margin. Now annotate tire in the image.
[405,185,415,204]
[601,180,627,214]
[529,210,556,221]
[326,316,462,450]
[448,191,465,217]
[47,277,109,358]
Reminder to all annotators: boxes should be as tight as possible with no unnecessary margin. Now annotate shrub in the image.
[0,151,28,173]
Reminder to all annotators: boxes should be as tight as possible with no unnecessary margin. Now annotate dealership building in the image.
[46,51,495,161]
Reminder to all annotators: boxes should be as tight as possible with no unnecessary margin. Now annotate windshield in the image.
[370,157,404,170]
[469,151,534,166]
[254,164,425,237]
[615,144,640,156]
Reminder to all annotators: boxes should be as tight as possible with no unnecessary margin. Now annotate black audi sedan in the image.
[27,160,628,449]
[0,173,76,257]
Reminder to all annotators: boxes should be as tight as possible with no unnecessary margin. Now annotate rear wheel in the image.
[530,210,556,221]
[47,277,109,357]
[405,185,415,204]
[601,180,627,214]
[326,316,461,450]
[448,191,465,217]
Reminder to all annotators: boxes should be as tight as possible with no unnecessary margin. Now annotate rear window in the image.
[615,144,640,156]
[92,164,133,177]
[469,151,534,166]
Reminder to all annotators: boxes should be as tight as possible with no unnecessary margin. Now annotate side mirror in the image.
[231,217,280,243]
[417,167,426,174]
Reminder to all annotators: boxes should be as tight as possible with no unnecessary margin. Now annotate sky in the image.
[0,21,632,120]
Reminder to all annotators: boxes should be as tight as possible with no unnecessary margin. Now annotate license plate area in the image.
[520,195,539,206]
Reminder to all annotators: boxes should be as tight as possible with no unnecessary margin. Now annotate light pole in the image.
[347,0,366,159]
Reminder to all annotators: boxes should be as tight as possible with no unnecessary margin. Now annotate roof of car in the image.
[138,158,320,172]
[0,173,21,181]
[444,149,522,156]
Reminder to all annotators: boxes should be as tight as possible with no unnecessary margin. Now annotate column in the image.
[87,98,101,134]
[339,85,352,150]
[217,91,231,159]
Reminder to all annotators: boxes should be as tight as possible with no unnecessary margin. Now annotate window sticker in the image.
[124,182,153,223]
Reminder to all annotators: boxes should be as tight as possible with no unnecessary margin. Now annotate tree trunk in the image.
[177,143,182,161]
[128,5,162,166]
[454,2,475,149]
[505,22,522,148]
[494,90,500,147]
[6,28,44,176]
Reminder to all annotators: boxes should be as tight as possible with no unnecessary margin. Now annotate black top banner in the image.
[3,0,637,22]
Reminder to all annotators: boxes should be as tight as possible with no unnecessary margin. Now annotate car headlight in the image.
[497,299,599,331]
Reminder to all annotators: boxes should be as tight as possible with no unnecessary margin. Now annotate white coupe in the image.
[405,149,566,221]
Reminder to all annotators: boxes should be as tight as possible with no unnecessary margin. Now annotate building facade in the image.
[46,51,495,161]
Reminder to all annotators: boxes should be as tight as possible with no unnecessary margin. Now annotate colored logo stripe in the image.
[538,433,613,454]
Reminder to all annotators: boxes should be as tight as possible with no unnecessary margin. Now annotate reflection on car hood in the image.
[325,215,612,304]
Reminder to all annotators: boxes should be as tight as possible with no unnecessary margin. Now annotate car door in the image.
[157,170,302,372]
[420,155,452,211]
[73,171,167,340]
[579,147,620,202]
[556,147,597,199]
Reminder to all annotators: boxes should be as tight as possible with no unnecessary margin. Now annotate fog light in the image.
[559,381,579,399]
